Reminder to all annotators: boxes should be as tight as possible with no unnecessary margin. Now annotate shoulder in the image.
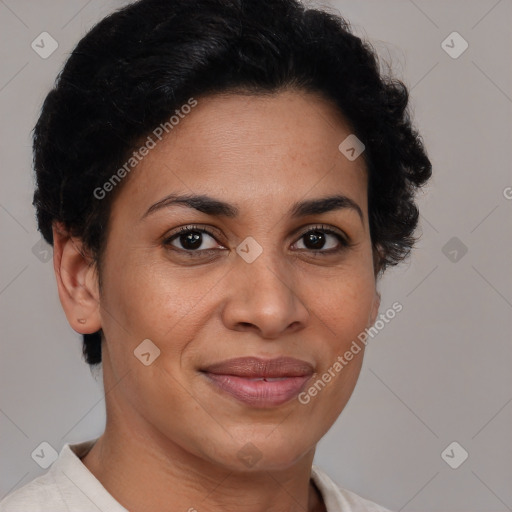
[0,438,101,512]
[311,465,395,512]
[0,471,64,512]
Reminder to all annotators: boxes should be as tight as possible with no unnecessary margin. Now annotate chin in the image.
[205,432,316,473]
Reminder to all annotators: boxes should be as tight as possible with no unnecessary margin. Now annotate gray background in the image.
[1,0,511,510]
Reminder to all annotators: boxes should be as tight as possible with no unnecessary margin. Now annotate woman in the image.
[0,0,431,510]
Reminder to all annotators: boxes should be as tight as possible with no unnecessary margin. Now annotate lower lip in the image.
[202,373,312,407]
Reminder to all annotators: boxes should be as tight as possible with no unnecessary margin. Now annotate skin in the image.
[53,89,381,512]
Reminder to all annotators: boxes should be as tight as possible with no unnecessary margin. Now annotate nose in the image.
[221,254,310,339]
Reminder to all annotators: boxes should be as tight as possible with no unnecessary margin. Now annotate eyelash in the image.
[162,224,351,257]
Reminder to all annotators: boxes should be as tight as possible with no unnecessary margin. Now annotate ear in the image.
[52,222,102,335]
[368,288,381,328]
[372,244,385,277]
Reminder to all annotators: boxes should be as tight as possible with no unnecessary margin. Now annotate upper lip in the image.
[201,357,315,378]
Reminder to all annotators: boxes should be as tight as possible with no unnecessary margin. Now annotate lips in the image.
[200,357,315,407]
[202,356,314,378]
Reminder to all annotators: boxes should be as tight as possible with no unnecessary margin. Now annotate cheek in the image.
[100,251,179,331]
[310,263,376,348]
[98,251,221,371]
[324,283,374,338]
[297,257,376,424]
[297,301,370,437]
[97,260,208,429]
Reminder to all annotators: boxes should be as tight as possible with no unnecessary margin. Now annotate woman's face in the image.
[96,89,380,470]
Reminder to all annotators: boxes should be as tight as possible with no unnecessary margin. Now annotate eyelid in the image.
[163,222,351,251]
[293,223,350,244]
[164,224,224,242]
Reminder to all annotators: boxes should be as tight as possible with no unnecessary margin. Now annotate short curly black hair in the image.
[32,0,432,368]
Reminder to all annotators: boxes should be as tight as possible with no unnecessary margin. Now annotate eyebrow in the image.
[141,193,364,223]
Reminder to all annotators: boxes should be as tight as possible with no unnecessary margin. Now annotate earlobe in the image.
[52,222,102,335]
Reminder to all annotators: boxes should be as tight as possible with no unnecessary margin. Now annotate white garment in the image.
[0,438,393,511]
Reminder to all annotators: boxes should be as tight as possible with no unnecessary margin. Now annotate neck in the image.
[81,426,325,512]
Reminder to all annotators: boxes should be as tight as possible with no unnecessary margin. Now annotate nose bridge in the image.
[239,237,290,296]
[221,239,309,336]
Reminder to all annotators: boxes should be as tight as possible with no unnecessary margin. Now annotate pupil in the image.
[182,231,202,250]
[179,230,326,251]
[305,231,325,250]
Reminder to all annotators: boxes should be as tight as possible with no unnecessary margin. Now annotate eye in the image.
[163,225,224,254]
[292,225,350,254]
[163,223,351,257]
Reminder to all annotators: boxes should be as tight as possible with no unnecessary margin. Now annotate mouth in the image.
[200,356,315,408]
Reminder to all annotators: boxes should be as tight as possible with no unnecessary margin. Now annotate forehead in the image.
[110,89,368,221]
